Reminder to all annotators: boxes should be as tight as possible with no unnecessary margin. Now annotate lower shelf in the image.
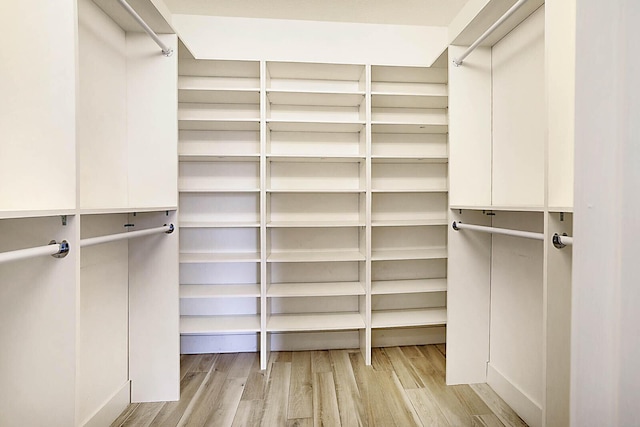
[371,308,447,328]
[267,312,365,332]
[180,315,261,335]
[180,284,261,298]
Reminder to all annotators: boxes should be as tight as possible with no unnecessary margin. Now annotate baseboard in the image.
[80,381,130,427]
[372,326,446,347]
[181,334,259,354]
[487,364,542,427]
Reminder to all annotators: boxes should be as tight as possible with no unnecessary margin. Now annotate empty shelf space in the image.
[180,315,261,335]
[372,279,447,295]
[179,154,260,162]
[178,88,260,105]
[371,123,448,134]
[267,155,365,163]
[267,312,365,332]
[267,250,365,263]
[371,93,448,109]
[371,308,447,328]
[371,219,448,227]
[371,156,448,164]
[267,189,365,194]
[267,220,364,228]
[180,284,261,298]
[178,119,261,132]
[180,252,261,263]
[179,188,261,194]
[267,121,365,133]
[371,189,448,194]
[267,90,365,106]
[179,221,260,228]
[267,281,365,297]
[371,248,448,261]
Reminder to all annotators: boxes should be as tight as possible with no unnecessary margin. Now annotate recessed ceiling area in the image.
[163,0,471,27]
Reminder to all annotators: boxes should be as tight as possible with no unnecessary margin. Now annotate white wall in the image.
[571,0,640,425]
[171,15,448,66]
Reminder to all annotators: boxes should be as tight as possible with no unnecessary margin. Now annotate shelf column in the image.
[363,64,372,365]
[259,60,269,370]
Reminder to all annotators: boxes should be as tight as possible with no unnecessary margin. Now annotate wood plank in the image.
[287,418,313,427]
[405,388,450,426]
[204,377,246,427]
[110,403,139,427]
[276,351,293,362]
[228,352,258,379]
[384,346,425,389]
[451,384,493,416]
[260,362,292,426]
[241,354,266,401]
[348,351,371,420]
[420,345,447,376]
[365,370,398,426]
[436,343,446,356]
[400,345,424,359]
[473,414,507,427]
[231,400,264,427]
[121,402,164,427]
[288,351,313,419]
[311,350,332,373]
[150,372,207,426]
[193,353,218,373]
[469,384,528,427]
[313,372,341,427]
[181,354,201,378]
[329,350,368,427]
[385,371,423,426]
[371,347,393,371]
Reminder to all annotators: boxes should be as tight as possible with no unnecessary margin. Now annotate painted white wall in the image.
[171,15,448,66]
[0,0,76,213]
[571,0,640,425]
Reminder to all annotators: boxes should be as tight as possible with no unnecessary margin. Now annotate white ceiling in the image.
[163,0,471,27]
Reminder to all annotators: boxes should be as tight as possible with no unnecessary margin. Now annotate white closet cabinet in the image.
[447,1,574,427]
[178,52,449,366]
[1,0,179,426]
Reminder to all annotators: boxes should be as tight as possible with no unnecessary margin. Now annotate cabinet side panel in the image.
[448,46,492,207]
[127,33,178,209]
[0,0,76,212]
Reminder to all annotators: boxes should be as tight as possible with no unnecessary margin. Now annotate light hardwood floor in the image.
[111,345,527,427]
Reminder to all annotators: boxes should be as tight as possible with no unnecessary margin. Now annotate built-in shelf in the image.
[178,119,261,132]
[180,284,261,298]
[180,252,261,263]
[180,315,261,334]
[267,121,365,133]
[450,205,546,212]
[267,90,365,106]
[371,308,447,328]
[371,219,448,227]
[371,248,448,261]
[179,188,261,193]
[371,156,448,164]
[179,154,261,162]
[267,312,365,332]
[0,209,78,220]
[267,155,365,163]
[267,281,365,297]
[267,250,365,263]
[371,123,448,134]
[267,189,366,194]
[371,279,447,295]
[178,84,260,105]
[179,221,260,228]
[267,220,364,228]
[371,93,448,109]
[371,189,448,194]
[79,206,177,215]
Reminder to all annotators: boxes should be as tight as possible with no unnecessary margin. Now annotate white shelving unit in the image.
[178,57,448,365]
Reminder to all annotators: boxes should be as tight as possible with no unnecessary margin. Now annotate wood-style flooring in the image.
[111,345,527,427]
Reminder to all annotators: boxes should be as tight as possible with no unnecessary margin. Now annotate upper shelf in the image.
[91,0,174,34]
[267,90,365,107]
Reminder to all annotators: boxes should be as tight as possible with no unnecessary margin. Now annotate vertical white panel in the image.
[446,209,491,384]
[0,0,76,212]
[448,46,492,207]
[0,217,77,426]
[77,0,128,209]
[78,214,129,424]
[129,211,179,401]
[491,7,545,208]
[546,0,576,210]
[127,33,178,209]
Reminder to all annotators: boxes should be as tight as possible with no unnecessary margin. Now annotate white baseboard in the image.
[81,381,130,427]
[372,326,446,347]
[487,364,542,427]
[181,334,259,354]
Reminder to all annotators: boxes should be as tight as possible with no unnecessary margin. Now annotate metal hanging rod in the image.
[80,224,174,248]
[452,0,529,66]
[452,221,544,241]
[0,240,69,265]
[552,233,573,249]
[117,0,173,56]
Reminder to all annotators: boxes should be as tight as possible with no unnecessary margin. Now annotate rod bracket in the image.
[452,221,461,231]
[165,224,175,234]
[61,215,67,226]
[552,233,566,249]
[50,240,70,258]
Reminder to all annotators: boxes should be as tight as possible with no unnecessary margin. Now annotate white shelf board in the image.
[267,120,365,133]
[179,188,261,193]
[371,123,448,134]
[179,221,260,228]
[267,90,365,107]
[267,312,365,332]
[548,207,574,213]
[267,220,365,228]
[92,0,173,33]
[371,279,448,295]
[267,250,365,263]
[267,155,365,163]
[0,209,77,220]
[371,93,448,109]
[267,281,365,297]
[450,205,546,212]
[179,119,260,132]
[79,206,177,215]
[179,154,260,162]
[371,156,448,164]
[267,189,366,194]
[371,189,448,194]
[372,308,447,328]
[180,315,261,335]
[180,284,261,298]
[180,252,261,263]
[178,88,260,104]
[371,219,448,227]
[371,248,448,261]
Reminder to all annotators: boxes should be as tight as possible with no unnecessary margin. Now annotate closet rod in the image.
[80,224,174,248]
[117,0,173,56]
[552,233,573,249]
[452,0,529,66]
[0,241,69,265]
[452,221,544,241]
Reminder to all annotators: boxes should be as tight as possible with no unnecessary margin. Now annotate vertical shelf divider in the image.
[364,64,373,365]
[259,60,269,370]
